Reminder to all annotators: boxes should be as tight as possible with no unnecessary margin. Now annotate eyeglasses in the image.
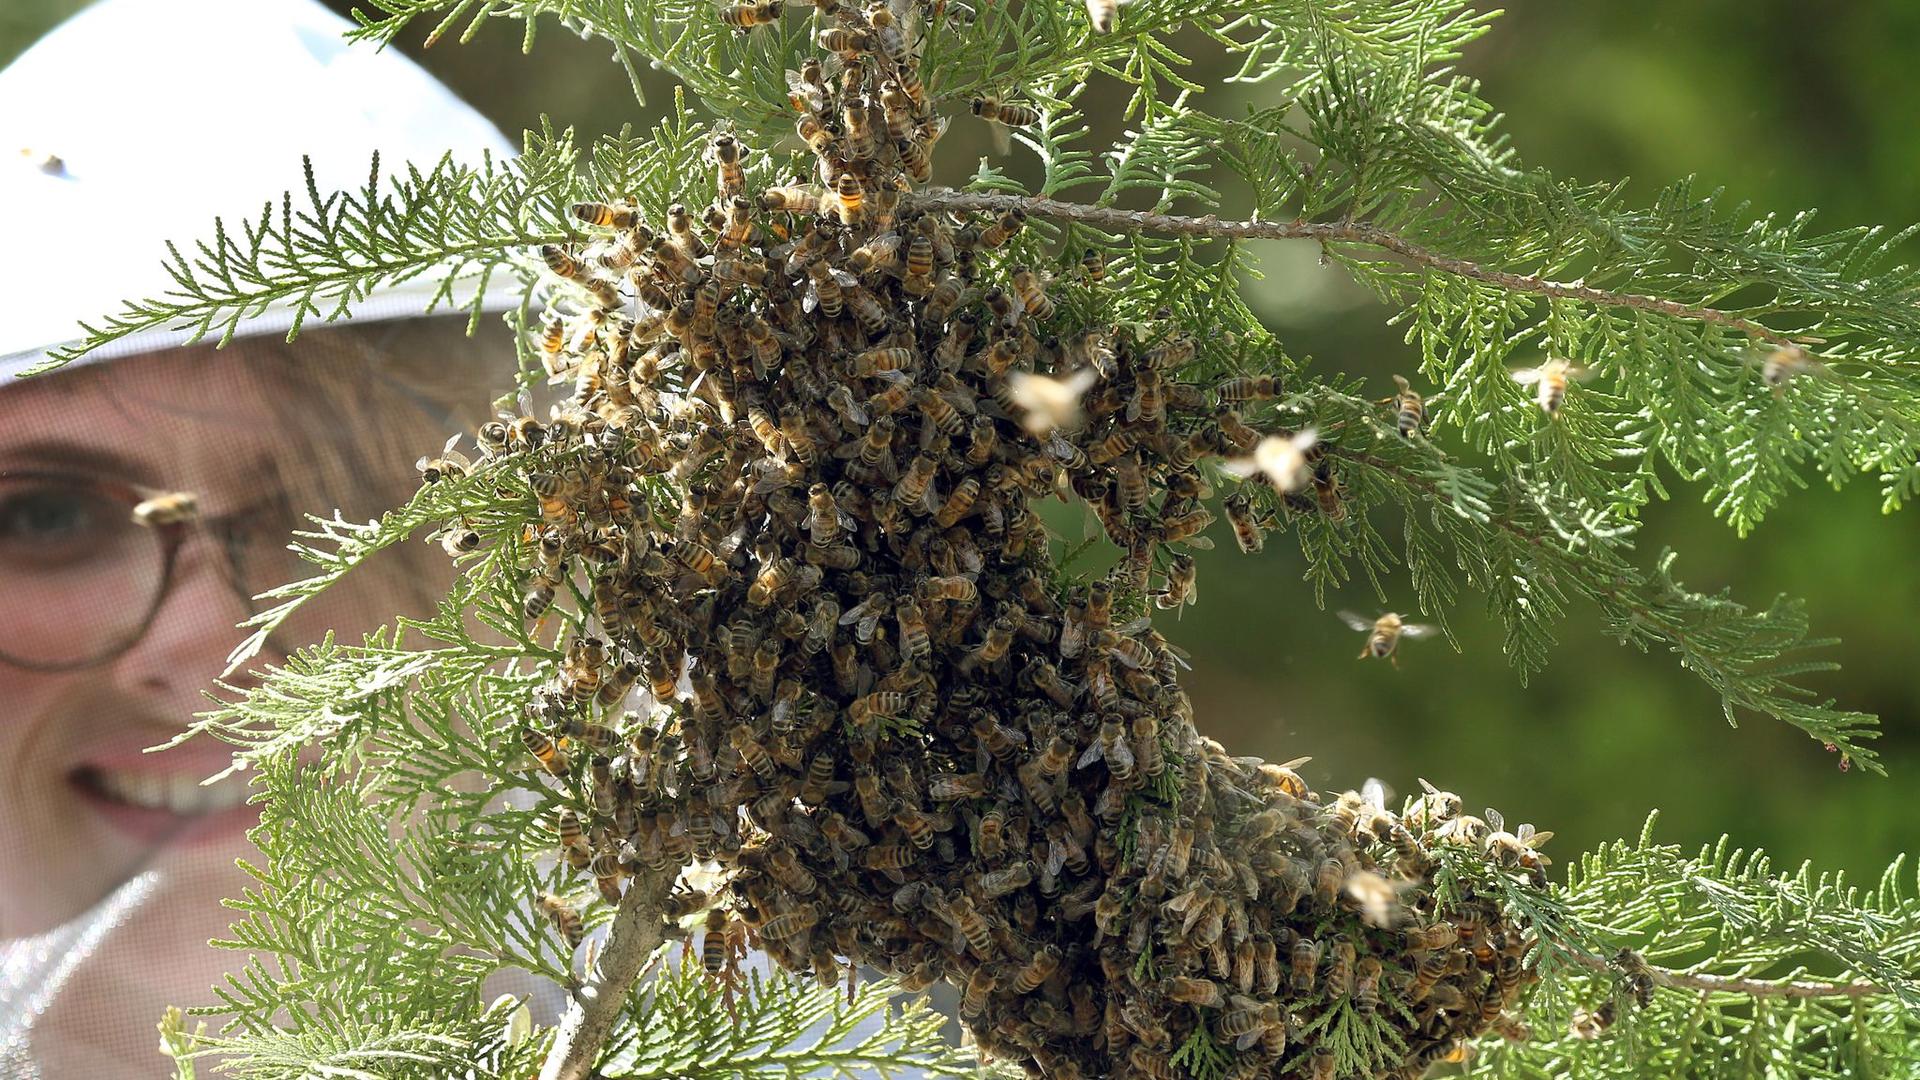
[0,470,304,671]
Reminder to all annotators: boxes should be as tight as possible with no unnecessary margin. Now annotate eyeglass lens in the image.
[0,476,169,668]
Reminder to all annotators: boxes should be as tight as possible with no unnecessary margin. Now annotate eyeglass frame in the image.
[0,469,294,673]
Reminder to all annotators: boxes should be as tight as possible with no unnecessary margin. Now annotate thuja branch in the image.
[1560,948,1885,1001]
[902,188,1797,346]
[539,870,673,1080]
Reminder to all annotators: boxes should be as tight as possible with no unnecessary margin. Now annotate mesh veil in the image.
[0,319,527,1074]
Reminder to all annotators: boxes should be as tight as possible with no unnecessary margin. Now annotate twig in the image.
[538,871,674,1080]
[901,188,1796,347]
[1561,947,1884,1001]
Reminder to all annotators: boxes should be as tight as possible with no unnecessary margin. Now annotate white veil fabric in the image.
[0,1,527,1072]
[0,0,521,380]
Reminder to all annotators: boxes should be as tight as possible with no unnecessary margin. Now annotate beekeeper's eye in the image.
[0,479,132,571]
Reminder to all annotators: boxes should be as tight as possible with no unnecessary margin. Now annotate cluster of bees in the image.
[417,3,1559,1076]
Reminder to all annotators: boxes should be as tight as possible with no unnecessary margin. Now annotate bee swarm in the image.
[455,6,1552,1077]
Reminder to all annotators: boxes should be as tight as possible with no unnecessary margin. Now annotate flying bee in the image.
[971,93,1040,129]
[1760,342,1823,390]
[1512,356,1591,416]
[1223,428,1318,493]
[1083,0,1133,32]
[1340,610,1437,665]
[720,0,784,31]
[1007,367,1099,436]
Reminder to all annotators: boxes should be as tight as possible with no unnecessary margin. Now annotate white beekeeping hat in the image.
[0,0,521,381]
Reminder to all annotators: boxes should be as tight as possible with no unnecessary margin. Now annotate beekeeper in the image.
[0,0,519,1071]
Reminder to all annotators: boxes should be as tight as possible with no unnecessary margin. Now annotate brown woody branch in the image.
[900,188,1795,347]
[538,871,674,1080]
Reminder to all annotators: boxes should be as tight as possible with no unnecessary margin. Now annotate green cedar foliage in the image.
[42,1,1920,1077]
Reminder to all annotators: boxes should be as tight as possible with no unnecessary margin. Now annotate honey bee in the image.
[1568,1000,1617,1040]
[1222,491,1266,554]
[536,891,585,949]
[1007,367,1099,436]
[439,522,482,556]
[1009,266,1055,321]
[1606,947,1656,1007]
[521,725,571,778]
[571,200,638,229]
[971,94,1041,129]
[129,489,199,528]
[708,132,747,197]
[720,0,784,31]
[1223,428,1318,493]
[834,172,865,226]
[924,274,967,324]
[1760,342,1822,389]
[1511,356,1590,416]
[1485,808,1554,884]
[1340,610,1437,664]
[1387,373,1427,437]
[1289,936,1320,994]
[1305,1047,1335,1080]
[847,690,910,727]
[1152,553,1197,612]
[522,572,560,623]
[590,848,624,903]
[977,207,1027,249]
[759,901,821,943]
[1324,940,1356,1000]
[960,963,997,1016]
[1214,374,1280,403]
[415,434,472,485]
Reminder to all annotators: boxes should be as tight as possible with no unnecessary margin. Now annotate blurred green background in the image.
[4,2,1913,879]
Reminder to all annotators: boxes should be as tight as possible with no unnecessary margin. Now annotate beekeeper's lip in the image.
[68,765,257,847]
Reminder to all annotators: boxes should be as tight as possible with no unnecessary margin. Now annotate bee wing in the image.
[830,267,860,288]
[1484,807,1505,833]
[1118,616,1154,634]
[1361,777,1390,810]
[1511,367,1544,386]
[1522,826,1553,847]
[1274,756,1312,770]
[414,453,435,472]
[1399,623,1440,639]
[987,118,1012,156]
[1418,777,1440,796]
[1220,456,1259,480]
[1337,610,1375,632]
[1290,427,1319,452]
[1075,739,1105,769]
[838,597,875,625]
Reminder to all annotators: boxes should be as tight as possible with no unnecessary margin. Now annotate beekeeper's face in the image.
[0,336,446,1072]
